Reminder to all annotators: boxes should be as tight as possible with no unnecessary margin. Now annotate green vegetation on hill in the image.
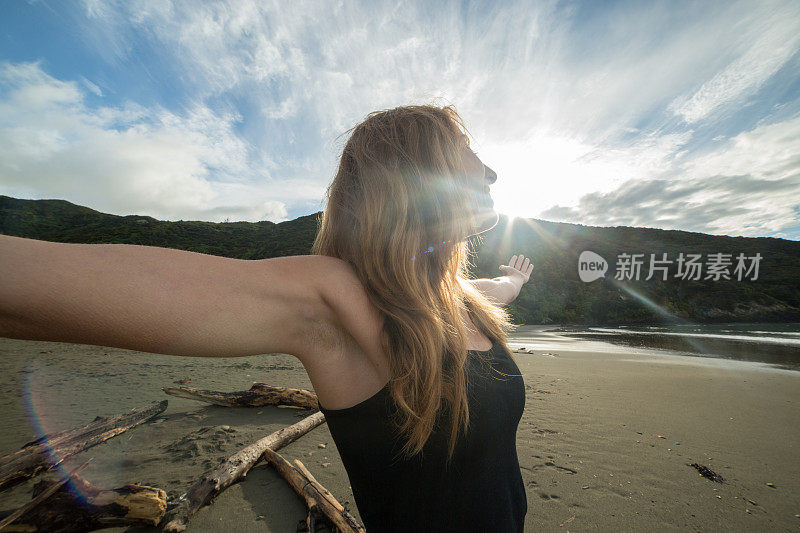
[2,195,798,325]
[472,216,800,325]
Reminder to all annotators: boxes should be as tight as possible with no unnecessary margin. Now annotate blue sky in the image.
[1,0,799,240]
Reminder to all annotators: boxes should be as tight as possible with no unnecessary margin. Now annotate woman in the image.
[0,104,534,531]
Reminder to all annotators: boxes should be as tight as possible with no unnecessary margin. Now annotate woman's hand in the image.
[464,254,534,306]
[498,254,534,299]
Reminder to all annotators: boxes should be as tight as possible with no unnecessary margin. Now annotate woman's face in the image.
[460,143,499,235]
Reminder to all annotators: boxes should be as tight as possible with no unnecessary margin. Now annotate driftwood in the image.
[162,383,319,409]
[261,447,364,533]
[0,459,91,530]
[0,400,168,492]
[0,468,166,532]
[163,411,326,532]
[293,460,362,530]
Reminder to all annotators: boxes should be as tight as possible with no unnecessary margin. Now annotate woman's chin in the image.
[471,208,499,236]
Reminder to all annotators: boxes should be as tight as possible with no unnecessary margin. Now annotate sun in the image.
[488,169,546,222]
[491,194,533,221]
[480,132,627,222]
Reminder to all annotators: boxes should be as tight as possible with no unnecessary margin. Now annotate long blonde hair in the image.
[312,104,515,463]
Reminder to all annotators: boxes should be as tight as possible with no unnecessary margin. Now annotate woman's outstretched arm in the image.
[0,234,329,358]
[466,254,534,306]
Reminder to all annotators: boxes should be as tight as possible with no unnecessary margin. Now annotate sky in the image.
[1,0,799,240]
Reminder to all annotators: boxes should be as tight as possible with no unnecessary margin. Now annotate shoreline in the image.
[512,323,800,372]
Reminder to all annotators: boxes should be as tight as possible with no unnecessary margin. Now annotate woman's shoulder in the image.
[309,254,359,280]
[308,255,369,303]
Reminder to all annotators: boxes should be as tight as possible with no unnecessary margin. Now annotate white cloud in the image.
[77,1,558,136]
[77,0,791,159]
[669,2,800,123]
[80,76,103,96]
[681,115,800,181]
[540,115,800,238]
[542,173,800,237]
[0,61,297,222]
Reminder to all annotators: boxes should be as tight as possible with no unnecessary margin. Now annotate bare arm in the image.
[467,277,518,306]
[0,234,329,358]
[465,254,534,306]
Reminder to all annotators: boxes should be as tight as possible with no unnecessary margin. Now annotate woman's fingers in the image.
[502,254,534,282]
[508,254,532,272]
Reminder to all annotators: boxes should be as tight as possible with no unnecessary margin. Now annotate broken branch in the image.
[162,411,326,532]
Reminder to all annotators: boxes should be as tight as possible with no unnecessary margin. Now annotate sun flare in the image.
[480,132,638,222]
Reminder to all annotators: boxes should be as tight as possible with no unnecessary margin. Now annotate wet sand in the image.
[0,326,798,531]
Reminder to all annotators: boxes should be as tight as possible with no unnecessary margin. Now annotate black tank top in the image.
[318,337,527,532]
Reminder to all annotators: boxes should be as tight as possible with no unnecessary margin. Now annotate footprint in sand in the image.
[163,425,239,459]
[522,461,578,475]
[538,492,561,500]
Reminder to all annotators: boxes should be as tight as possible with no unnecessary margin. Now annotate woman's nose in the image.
[484,164,497,184]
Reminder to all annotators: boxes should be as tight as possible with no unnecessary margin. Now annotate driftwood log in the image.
[0,469,166,532]
[163,411,326,532]
[261,447,365,533]
[162,383,319,409]
[293,460,364,532]
[0,459,91,530]
[0,400,168,492]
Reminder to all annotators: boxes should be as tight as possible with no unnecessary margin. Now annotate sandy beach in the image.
[0,325,798,531]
